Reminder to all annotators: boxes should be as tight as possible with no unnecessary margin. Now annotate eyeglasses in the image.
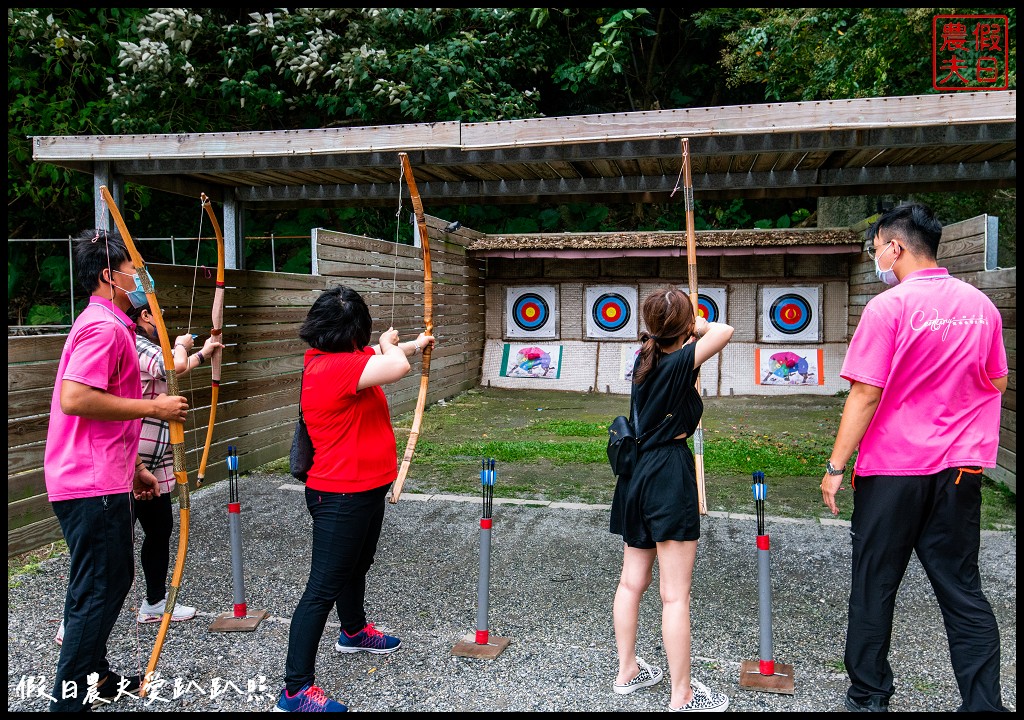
[866,239,893,260]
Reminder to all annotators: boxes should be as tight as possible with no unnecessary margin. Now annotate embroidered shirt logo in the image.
[910,308,988,341]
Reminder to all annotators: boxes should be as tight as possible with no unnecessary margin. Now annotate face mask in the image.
[111,268,155,309]
[873,244,899,286]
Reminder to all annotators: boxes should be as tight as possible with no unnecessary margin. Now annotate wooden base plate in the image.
[208,609,269,633]
[450,632,511,659]
[738,660,795,694]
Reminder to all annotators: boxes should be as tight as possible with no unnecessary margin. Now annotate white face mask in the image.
[873,243,899,286]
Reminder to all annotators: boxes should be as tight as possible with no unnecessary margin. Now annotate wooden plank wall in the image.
[314,214,486,415]
[848,215,1016,492]
[7,214,486,557]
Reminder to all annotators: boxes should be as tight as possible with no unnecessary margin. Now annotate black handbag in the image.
[289,357,319,482]
[607,389,672,478]
[607,414,639,478]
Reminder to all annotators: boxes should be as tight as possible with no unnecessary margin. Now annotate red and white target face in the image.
[769,294,812,335]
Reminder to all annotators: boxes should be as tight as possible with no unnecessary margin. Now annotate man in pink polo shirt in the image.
[820,203,1009,713]
[45,229,188,712]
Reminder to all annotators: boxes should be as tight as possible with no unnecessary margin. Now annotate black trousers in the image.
[284,483,390,694]
[844,468,1008,712]
[132,493,174,605]
[50,494,135,712]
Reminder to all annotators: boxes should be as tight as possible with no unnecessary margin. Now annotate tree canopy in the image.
[7,8,1016,323]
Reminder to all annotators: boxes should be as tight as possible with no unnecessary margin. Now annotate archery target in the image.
[761,286,820,342]
[506,286,557,338]
[696,288,727,324]
[586,286,637,339]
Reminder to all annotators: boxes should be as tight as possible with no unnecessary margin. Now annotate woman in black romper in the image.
[610,286,734,712]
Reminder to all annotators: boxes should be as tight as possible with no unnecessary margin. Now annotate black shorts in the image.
[609,441,700,548]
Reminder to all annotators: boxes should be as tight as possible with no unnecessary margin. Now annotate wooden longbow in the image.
[98,186,191,693]
[681,138,708,515]
[389,152,433,504]
[196,193,225,487]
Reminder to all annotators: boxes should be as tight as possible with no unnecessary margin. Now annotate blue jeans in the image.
[50,493,135,712]
[284,483,390,694]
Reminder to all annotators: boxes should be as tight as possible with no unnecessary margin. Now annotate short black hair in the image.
[867,202,942,260]
[73,228,130,294]
[298,285,372,352]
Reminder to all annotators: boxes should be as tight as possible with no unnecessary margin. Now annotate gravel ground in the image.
[7,471,1016,712]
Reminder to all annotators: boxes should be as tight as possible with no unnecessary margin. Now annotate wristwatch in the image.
[825,460,846,476]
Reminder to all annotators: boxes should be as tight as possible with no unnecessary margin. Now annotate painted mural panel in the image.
[500,343,563,379]
[755,347,825,386]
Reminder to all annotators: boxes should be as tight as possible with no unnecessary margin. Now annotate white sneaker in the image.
[613,655,664,695]
[670,679,730,712]
[137,595,197,624]
[55,621,65,645]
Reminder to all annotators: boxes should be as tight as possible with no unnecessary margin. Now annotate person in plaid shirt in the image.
[127,300,223,624]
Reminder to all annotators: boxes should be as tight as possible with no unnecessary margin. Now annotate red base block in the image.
[475,630,489,644]
[234,603,247,618]
[759,659,775,675]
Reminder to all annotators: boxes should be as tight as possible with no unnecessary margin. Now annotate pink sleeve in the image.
[986,311,1009,379]
[840,302,893,389]
[61,323,119,390]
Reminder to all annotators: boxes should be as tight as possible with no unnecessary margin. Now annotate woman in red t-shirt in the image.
[278,286,434,713]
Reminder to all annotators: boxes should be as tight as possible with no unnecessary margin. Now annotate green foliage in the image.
[27,304,68,325]
[697,8,1016,101]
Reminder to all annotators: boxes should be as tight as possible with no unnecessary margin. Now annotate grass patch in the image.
[981,478,1016,529]
[256,387,1014,529]
[9,540,67,589]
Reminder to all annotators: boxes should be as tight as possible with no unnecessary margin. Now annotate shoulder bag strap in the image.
[299,354,324,421]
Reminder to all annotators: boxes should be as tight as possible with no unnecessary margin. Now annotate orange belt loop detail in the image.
[955,467,983,485]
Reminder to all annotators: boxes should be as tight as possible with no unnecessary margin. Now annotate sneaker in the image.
[613,655,664,695]
[844,693,889,712]
[670,680,729,712]
[55,620,64,645]
[274,684,348,712]
[90,672,142,709]
[137,595,197,624]
[334,622,401,654]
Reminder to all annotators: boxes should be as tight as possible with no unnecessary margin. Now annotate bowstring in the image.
[391,163,405,330]
[184,204,206,467]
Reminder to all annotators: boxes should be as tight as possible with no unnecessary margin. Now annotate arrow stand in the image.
[452,459,510,659]
[739,471,794,694]
[210,447,268,632]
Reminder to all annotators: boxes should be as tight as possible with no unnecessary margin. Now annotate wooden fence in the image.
[8,215,485,556]
[849,215,1016,491]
